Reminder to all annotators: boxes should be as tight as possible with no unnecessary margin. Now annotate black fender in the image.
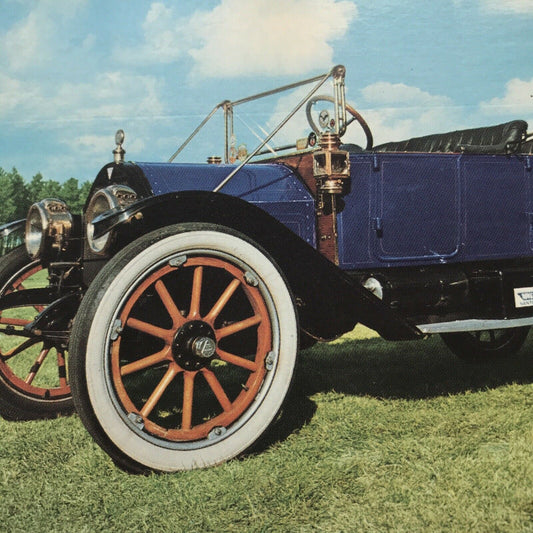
[0,289,81,344]
[91,191,421,341]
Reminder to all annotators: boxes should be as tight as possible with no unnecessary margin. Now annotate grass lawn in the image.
[1,326,532,532]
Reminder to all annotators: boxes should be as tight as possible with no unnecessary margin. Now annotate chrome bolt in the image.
[192,337,217,359]
[110,319,123,341]
[169,255,187,268]
[244,271,259,287]
[127,412,144,430]
[265,351,275,371]
[208,426,227,440]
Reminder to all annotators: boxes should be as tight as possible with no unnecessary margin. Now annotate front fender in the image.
[91,191,421,341]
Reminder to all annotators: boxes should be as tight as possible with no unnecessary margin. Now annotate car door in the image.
[372,153,461,263]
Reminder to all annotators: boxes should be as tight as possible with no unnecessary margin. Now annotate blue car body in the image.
[130,151,533,271]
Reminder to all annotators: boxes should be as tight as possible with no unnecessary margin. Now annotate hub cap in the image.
[172,321,216,370]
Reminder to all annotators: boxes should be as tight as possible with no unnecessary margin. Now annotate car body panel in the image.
[338,152,532,269]
[135,161,316,247]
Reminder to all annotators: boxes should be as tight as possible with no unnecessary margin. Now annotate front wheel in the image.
[440,327,529,363]
[69,224,299,473]
[0,247,72,420]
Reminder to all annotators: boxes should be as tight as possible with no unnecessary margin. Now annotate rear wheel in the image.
[0,247,72,420]
[440,327,529,363]
[69,224,298,472]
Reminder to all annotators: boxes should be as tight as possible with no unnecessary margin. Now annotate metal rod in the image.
[213,67,336,193]
[168,102,227,163]
[229,72,329,107]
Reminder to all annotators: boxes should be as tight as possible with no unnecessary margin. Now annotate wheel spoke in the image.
[57,350,68,388]
[201,368,232,412]
[217,348,258,372]
[0,316,32,327]
[182,371,195,430]
[1,337,41,361]
[205,279,241,323]
[126,317,170,341]
[140,364,180,418]
[216,315,262,339]
[188,266,203,319]
[120,347,172,376]
[25,346,50,384]
[155,280,185,328]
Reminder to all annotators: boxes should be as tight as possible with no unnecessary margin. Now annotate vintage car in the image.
[0,65,532,472]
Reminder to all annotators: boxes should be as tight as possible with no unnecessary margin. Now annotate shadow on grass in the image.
[296,333,533,400]
[253,333,533,454]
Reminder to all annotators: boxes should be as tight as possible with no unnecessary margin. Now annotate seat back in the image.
[374,120,528,154]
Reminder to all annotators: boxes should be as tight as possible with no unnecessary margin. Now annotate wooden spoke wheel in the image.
[0,247,72,420]
[441,327,529,363]
[69,224,298,473]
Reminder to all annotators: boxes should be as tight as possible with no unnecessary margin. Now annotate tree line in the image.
[0,167,91,225]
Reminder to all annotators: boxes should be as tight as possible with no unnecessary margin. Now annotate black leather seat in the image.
[373,120,528,154]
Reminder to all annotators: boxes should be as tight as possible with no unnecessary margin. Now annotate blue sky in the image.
[1,0,532,183]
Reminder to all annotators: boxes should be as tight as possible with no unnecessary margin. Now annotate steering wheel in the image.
[305,95,373,150]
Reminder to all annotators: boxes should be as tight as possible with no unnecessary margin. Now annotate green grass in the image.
[1,327,532,533]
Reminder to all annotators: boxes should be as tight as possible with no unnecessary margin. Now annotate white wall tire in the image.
[69,224,298,472]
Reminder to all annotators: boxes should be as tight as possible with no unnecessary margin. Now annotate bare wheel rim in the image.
[0,261,70,400]
[108,252,276,445]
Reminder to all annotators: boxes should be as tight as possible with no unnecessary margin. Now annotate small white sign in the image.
[514,287,533,308]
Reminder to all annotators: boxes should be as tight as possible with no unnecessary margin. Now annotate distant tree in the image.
[39,179,62,199]
[78,181,92,210]
[60,178,82,212]
[59,178,92,213]
[0,168,31,224]
[0,169,17,224]
[28,172,45,203]
[0,167,92,224]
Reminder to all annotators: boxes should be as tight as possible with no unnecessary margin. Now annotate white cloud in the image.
[189,0,357,78]
[479,0,533,15]
[353,82,460,146]
[69,134,145,158]
[480,77,533,119]
[116,2,190,65]
[0,0,88,71]
[361,82,453,108]
[140,2,188,63]
[118,0,357,77]
[1,11,53,71]
[352,79,533,148]
[0,73,40,116]
[0,72,164,124]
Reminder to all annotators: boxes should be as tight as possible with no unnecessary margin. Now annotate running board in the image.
[417,316,533,334]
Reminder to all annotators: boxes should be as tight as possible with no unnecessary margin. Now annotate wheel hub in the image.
[172,320,217,370]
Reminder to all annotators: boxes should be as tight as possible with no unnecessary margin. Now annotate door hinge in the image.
[372,217,383,238]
